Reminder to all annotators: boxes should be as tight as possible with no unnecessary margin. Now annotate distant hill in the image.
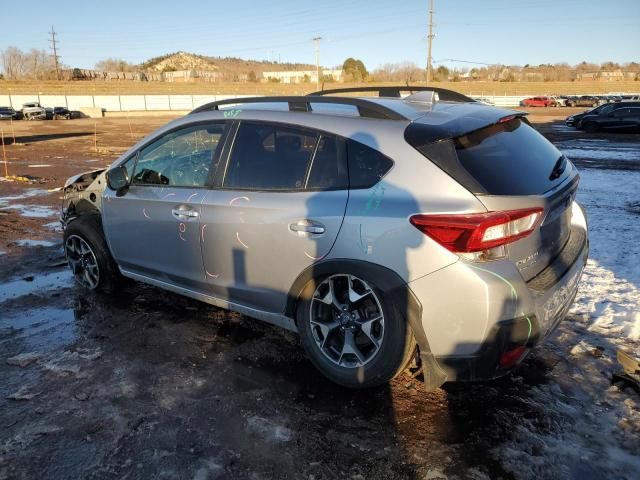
[139,51,315,75]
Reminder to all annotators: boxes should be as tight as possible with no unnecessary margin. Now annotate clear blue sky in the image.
[2,0,639,70]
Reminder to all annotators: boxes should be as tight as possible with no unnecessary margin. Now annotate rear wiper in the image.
[549,155,567,181]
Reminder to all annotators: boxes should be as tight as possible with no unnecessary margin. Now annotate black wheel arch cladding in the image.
[286,258,444,387]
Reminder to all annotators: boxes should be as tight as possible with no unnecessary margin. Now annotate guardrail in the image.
[0,94,258,112]
[2,92,637,112]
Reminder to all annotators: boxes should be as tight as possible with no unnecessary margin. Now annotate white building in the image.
[261,69,343,84]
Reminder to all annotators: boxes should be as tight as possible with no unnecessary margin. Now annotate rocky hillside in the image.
[140,51,314,74]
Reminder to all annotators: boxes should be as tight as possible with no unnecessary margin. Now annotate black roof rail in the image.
[307,85,475,103]
[189,95,408,120]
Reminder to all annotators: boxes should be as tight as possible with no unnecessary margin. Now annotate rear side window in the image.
[224,123,318,190]
[452,118,568,195]
[306,136,348,190]
[347,140,393,189]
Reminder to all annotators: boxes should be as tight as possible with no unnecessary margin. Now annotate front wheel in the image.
[64,215,122,293]
[297,273,416,388]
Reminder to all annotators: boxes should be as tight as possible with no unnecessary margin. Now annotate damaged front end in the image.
[61,169,107,227]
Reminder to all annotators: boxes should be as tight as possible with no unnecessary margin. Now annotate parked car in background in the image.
[53,107,72,120]
[622,95,640,102]
[550,96,568,107]
[520,96,554,107]
[60,86,588,390]
[0,106,17,120]
[578,105,640,132]
[600,95,621,103]
[473,97,495,105]
[564,95,601,108]
[21,102,46,120]
[565,101,640,128]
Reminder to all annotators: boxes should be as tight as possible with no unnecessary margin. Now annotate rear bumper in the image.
[409,201,588,384]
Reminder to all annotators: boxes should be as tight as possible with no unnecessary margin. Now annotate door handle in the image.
[289,220,325,235]
[172,208,199,219]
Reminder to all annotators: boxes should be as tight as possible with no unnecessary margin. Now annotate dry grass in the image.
[1,80,638,96]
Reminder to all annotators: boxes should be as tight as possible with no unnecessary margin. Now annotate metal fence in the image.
[0,94,258,112]
[2,93,631,111]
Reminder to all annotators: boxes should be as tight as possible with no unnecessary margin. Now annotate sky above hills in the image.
[2,0,639,71]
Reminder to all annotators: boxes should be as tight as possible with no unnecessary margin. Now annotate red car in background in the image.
[520,96,554,107]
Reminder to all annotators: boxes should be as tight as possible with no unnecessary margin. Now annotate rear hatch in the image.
[405,104,579,282]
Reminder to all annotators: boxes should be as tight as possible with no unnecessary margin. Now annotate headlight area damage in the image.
[61,169,107,226]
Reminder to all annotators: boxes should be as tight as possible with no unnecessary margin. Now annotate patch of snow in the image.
[558,141,640,161]
[492,166,640,479]
[43,221,63,232]
[1,204,57,218]
[27,164,52,168]
[551,125,581,133]
[245,415,293,443]
[0,189,49,205]
[14,239,58,248]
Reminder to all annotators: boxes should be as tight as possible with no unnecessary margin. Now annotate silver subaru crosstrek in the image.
[61,87,588,390]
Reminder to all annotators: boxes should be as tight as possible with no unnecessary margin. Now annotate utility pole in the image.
[313,36,322,89]
[49,25,61,80]
[426,0,434,84]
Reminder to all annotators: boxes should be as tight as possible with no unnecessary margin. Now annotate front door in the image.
[103,122,227,290]
[200,121,349,312]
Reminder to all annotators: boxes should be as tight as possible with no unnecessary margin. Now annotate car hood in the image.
[64,168,106,188]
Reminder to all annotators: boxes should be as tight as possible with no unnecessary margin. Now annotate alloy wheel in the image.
[309,274,385,368]
[65,235,100,289]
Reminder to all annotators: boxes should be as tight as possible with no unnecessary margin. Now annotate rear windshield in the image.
[410,117,570,195]
[453,118,569,195]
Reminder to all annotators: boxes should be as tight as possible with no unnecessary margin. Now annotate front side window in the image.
[132,123,225,187]
[224,123,319,190]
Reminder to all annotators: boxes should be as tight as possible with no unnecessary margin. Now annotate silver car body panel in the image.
[66,97,588,379]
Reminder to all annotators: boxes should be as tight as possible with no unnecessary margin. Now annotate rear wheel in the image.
[297,273,416,388]
[583,121,599,133]
[64,215,122,293]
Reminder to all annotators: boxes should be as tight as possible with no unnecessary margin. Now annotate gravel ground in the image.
[1,113,639,480]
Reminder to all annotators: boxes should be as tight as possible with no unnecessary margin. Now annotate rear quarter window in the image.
[347,140,393,189]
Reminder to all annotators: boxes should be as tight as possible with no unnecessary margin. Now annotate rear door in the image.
[199,121,349,313]
[102,122,227,290]
[608,107,640,129]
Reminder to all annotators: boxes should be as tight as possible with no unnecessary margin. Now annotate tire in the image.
[583,121,599,133]
[296,273,416,388]
[63,214,122,293]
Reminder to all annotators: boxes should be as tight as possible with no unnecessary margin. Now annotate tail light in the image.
[410,208,544,253]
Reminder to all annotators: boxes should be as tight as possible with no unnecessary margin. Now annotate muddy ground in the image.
[1,110,639,480]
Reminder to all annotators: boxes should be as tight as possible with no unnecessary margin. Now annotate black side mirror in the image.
[106,166,129,192]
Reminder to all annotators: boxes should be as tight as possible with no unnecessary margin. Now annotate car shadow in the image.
[6,132,94,145]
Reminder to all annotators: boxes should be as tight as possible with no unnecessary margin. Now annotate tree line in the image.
[2,45,638,83]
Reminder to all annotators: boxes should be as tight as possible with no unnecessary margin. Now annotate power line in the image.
[426,0,434,84]
[49,25,60,80]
